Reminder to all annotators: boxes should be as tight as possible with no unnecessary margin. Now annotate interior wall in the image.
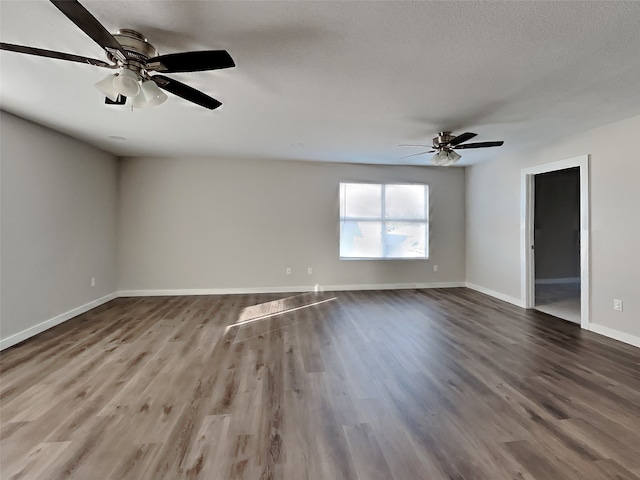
[1,111,119,343]
[466,114,640,339]
[117,157,466,292]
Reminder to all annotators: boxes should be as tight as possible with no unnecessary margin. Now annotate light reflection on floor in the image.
[535,281,580,324]
[225,293,337,332]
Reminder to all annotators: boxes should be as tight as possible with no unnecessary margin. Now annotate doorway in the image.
[521,155,590,329]
[533,168,580,323]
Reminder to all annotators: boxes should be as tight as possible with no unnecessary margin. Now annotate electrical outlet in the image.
[91,277,96,287]
[433,265,438,272]
[286,267,292,275]
[613,299,623,312]
[308,267,313,275]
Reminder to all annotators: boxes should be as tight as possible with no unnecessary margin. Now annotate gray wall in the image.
[466,114,640,338]
[534,168,580,281]
[117,157,466,292]
[1,111,119,342]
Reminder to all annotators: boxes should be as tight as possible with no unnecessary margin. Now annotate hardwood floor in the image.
[1,288,639,480]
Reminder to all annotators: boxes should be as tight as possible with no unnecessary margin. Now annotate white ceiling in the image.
[1,1,639,166]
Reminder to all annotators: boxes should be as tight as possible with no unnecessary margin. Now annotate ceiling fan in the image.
[400,132,504,166]
[0,0,235,110]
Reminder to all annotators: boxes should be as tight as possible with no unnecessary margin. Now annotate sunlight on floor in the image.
[535,282,581,324]
[225,293,337,332]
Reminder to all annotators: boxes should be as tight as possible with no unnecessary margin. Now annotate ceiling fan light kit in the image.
[95,70,169,108]
[431,149,461,166]
[0,1,235,110]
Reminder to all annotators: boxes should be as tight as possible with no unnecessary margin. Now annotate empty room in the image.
[1,1,639,479]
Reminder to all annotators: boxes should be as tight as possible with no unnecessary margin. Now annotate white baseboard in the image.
[588,324,640,348]
[319,282,465,292]
[535,277,581,285]
[118,286,315,297]
[0,293,118,351]
[465,282,525,308]
[118,282,465,297]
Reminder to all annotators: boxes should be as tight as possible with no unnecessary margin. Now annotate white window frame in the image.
[339,182,430,260]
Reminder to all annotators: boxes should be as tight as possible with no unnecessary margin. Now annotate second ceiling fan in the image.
[400,132,504,166]
[0,0,235,110]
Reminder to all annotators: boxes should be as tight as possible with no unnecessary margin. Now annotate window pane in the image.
[340,221,383,258]
[341,183,381,218]
[384,222,426,258]
[385,184,426,219]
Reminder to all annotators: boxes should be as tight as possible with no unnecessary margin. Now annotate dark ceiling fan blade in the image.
[398,144,433,148]
[146,51,235,73]
[454,141,504,149]
[0,42,113,68]
[105,94,126,105]
[151,75,222,110]
[50,0,127,61]
[448,132,477,147]
[399,151,434,160]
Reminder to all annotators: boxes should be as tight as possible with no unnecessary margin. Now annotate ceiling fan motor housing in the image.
[434,132,454,150]
[108,29,158,73]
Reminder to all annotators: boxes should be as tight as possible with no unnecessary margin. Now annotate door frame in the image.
[520,155,590,329]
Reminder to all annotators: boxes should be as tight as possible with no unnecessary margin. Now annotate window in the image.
[339,182,429,259]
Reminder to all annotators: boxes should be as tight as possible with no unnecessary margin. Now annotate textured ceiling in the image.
[1,1,639,166]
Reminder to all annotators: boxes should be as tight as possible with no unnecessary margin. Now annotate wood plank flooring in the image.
[1,288,639,479]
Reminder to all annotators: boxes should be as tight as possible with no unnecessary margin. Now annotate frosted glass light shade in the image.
[140,80,168,106]
[441,156,456,167]
[431,150,448,166]
[431,150,461,166]
[94,74,119,101]
[132,92,148,108]
[448,150,461,162]
[113,69,140,97]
